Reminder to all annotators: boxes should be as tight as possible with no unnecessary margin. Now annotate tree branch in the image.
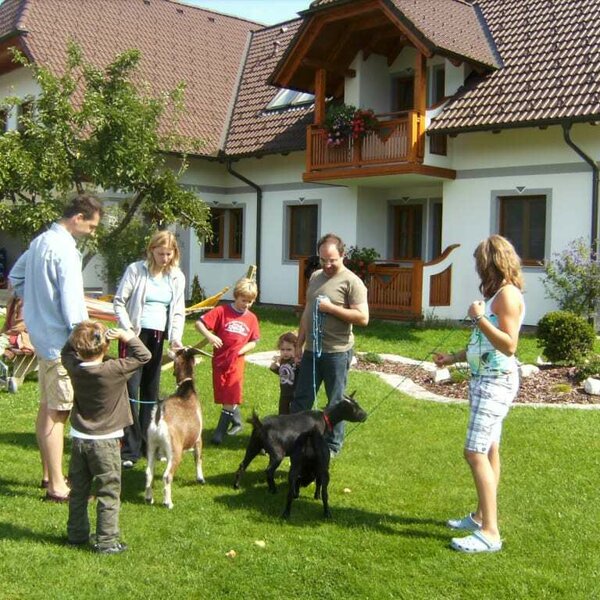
[105,189,147,240]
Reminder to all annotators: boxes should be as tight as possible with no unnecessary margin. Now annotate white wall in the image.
[0,67,40,129]
[437,123,600,325]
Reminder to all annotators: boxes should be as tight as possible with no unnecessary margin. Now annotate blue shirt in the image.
[9,223,88,360]
[140,274,172,332]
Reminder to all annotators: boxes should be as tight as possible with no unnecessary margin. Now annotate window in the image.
[204,206,243,260]
[428,64,446,106]
[499,195,546,263]
[393,205,423,259]
[391,75,414,112]
[431,202,443,259]
[266,88,315,110]
[17,100,33,134]
[288,204,318,259]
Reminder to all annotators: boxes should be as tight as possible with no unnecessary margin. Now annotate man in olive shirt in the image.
[292,233,369,455]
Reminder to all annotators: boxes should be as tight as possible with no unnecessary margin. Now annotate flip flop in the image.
[43,491,70,503]
[450,530,502,553]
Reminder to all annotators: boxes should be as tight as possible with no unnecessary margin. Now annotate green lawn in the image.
[0,308,598,599]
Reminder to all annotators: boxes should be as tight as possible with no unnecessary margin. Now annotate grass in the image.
[1,308,599,599]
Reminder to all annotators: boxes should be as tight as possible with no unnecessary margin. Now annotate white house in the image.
[1,0,599,326]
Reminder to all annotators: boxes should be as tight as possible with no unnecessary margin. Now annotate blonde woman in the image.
[434,235,525,554]
[113,231,186,467]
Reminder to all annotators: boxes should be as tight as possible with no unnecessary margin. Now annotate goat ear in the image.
[167,349,177,361]
[348,390,357,399]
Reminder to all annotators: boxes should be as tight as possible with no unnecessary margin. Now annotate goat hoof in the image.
[324,510,332,519]
[145,498,154,505]
[163,502,174,509]
[281,511,290,519]
[196,477,205,485]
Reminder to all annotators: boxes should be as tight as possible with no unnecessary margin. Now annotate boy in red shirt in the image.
[195,278,259,444]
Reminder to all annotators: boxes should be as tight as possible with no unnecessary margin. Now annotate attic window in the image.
[266,89,314,110]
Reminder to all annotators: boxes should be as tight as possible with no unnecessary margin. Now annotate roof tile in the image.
[3,0,260,155]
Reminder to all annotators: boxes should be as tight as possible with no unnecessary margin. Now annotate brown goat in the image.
[145,347,204,509]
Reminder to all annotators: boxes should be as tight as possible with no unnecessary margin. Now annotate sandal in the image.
[450,530,502,553]
[447,512,482,531]
[43,491,70,503]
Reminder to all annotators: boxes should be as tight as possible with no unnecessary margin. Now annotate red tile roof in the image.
[0,0,260,156]
[0,0,22,39]
[224,19,313,157]
[306,0,500,69]
[429,0,600,132]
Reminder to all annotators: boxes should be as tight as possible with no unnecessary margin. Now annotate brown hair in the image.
[276,331,297,349]
[62,193,104,220]
[69,320,109,360]
[146,230,180,272]
[317,233,345,256]
[233,277,258,300]
[474,235,524,298]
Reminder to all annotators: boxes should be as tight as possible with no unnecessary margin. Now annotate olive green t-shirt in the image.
[304,268,368,353]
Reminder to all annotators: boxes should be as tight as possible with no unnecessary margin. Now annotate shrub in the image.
[537,310,595,364]
[363,352,383,364]
[189,274,206,305]
[542,238,600,319]
[574,353,600,382]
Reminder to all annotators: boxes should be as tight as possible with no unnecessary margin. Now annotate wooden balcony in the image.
[304,112,455,182]
[297,245,459,321]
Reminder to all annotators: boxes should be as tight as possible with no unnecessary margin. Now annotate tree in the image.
[0,41,210,266]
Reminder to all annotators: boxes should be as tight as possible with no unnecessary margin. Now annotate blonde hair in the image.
[146,230,180,272]
[276,331,297,349]
[233,277,258,300]
[474,235,524,298]
[69,320,109,360]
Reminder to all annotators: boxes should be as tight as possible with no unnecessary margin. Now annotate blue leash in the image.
[311,295,326,407]
[129,398,156,405]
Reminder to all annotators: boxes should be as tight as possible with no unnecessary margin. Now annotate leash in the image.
[342,316,473,443]
[311,295,326,408]
[129,397,156,405]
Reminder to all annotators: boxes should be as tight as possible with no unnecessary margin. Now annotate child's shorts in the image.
[465,372,519,453]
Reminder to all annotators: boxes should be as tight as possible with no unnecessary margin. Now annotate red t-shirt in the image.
[201,304,260,404]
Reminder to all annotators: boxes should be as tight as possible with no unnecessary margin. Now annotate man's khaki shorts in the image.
[38,358,73,411]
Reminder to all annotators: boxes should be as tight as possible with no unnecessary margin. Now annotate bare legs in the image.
[36,402,70,497]
[464,442,501,541]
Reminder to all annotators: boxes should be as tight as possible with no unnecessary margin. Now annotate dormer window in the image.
[266,89,314,110]
[428,64,446,106]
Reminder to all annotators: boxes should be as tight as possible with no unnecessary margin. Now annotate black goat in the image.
[282,428,331,519]
[233,392,367,493]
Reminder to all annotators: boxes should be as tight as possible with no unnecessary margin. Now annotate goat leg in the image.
[321,472,331,519]
[193,441,205,484]
[145,447,156,505]
[233,436,263,489]
[265,455,284,494]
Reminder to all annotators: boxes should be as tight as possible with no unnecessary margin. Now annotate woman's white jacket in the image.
[113,260,186,345]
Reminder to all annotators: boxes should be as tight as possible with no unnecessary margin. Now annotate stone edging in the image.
[245,351,600,411]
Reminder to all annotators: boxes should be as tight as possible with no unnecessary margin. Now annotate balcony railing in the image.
[306,111,424,176]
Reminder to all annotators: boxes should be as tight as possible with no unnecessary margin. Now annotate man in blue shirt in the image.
[10,194,103,501]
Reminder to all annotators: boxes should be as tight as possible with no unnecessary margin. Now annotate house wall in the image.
[436,123,600,326]
[345,52,390,115]
[182,153,360,305]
